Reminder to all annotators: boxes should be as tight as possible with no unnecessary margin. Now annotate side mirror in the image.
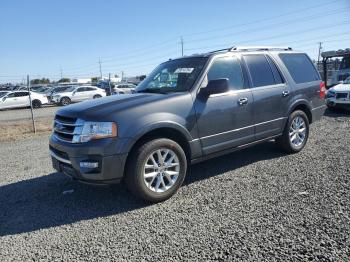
[2,97,6,102]
[203,79,229,95]
[72,91,76,95]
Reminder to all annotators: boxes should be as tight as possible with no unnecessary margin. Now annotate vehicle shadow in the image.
[324,108,350,117]
[0,141,284,237]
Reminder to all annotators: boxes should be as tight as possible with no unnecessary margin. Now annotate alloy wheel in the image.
[143,148,180,193]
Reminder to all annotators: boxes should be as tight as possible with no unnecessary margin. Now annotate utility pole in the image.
[317,42,323,64]
[60,67,63,79]
[121,71,124,82]
[27,75,36,133]
[180,36,184,57]
[108,73,112,96]
[98,57,103,79]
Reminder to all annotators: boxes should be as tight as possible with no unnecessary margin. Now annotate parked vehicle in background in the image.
[51,85,106,106]
[49,46,326,202]
[113,83,137,94]
[326,76,350,109]
[0,91,48,109]
[46,86,75,103]
[33,86,51,94]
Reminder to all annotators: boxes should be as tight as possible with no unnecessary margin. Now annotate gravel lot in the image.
[0,110,349,261]
[0,106,58,122]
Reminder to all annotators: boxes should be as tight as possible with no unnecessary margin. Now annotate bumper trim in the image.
[50,150,71,165]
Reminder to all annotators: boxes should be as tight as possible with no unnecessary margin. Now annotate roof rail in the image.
[230,46,292,52]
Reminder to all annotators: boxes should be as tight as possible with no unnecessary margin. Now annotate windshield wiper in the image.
[136,88,169,94]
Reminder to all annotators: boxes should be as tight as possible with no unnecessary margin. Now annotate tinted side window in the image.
[279,53,320,84]
[77,88,85,92]
[7,93,16,98]
[86,87,96,91]
[16,92,28,97]
[207,56,244,90]
[244,55,275,87]
[266,56,284,84]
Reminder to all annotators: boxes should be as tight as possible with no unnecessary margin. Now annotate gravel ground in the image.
[0,106,58,122]
[0,110,349,261]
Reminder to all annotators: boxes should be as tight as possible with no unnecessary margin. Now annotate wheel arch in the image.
[125,124,193,166]
[288,100,313,124]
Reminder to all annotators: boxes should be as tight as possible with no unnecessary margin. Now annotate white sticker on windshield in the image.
[174,68,194,74]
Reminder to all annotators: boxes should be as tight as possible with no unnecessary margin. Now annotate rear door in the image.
[72,87,86,102]
[194,55,255,155]
[243,54,290,140]
[15,91,30,107]
[85,87,97,99]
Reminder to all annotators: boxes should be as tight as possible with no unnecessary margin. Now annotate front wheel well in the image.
[291,104,312,124]
[126,128,192,166]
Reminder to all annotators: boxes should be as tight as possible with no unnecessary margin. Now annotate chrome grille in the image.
[53,115,82,143]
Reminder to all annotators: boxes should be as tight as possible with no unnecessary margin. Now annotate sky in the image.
[0,0,349,83]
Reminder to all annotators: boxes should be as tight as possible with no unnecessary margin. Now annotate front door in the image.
[194,55,255,155]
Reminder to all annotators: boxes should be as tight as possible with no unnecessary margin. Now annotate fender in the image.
[287,99,312,115]
[121,121,194,154]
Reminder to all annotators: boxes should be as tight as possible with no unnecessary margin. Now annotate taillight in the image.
[319,81,326,99]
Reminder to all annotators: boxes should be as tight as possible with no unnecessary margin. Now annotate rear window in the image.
[279,53,320,84]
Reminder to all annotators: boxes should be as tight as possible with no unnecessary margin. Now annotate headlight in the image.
[326,90,336,98]
[72,121,117,143]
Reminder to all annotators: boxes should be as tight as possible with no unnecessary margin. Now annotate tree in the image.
[58,78,71,83]
[91,77,99,83]
[30,78,50,85]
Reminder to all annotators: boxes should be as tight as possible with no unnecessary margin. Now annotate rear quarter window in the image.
[279,53,320,84]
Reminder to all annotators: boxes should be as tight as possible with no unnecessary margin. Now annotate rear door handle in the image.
[282,91,290,97]
[238,98,248,106]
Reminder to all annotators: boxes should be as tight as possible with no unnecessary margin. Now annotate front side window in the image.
[16,92,29,97]
[77,87,85,92]
[136,57,207,93]
[207,56,244,90]
[279,53,320,84]
[244,55,276,87]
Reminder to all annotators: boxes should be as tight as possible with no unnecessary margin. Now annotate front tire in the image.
[60,97,71,106]
[32,100,42,108]
[276,110,309,153]
[125,138,187,203]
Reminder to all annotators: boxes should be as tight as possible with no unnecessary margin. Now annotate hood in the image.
[56,93,184,120]
[331,83,350,92]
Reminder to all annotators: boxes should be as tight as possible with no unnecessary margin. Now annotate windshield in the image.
[136,57,207,93]
[0,92,8,98]
[64,86,76,92]
[344,77,350,84]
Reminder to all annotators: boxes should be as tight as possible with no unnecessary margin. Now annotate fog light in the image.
[80,161,99,169]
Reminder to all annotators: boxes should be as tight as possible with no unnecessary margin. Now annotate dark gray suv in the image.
[49,46,326,202]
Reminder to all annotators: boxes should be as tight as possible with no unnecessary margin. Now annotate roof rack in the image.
[230,46,292,52]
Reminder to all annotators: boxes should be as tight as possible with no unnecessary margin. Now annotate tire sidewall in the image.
[32,100,41,108]
[131,139,187,202]
[60,97,70,106]
[286,111,309,152]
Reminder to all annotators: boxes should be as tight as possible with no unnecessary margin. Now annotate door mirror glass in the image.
[2,97,6,102]
[203,79,229,95]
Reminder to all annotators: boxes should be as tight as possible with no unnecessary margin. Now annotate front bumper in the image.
[49,135,130,184]
[326,98,350,107]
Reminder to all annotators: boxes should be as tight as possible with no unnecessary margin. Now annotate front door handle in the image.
[282,91,290,97]
[238,97,248,106]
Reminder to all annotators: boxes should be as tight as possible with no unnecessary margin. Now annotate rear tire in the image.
[32,100,42,109]
[60,97,71,106]
[93,94,102,99]
[276,110,309,153]
[124,138,187,203]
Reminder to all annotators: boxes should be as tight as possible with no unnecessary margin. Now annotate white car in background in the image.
[326,76,350,109]
[113,83,137,94]
[51,85,106,106]
[0,91,48,109]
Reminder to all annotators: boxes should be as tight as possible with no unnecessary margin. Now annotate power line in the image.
[98,58,103,79]
[183,0,342,38]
